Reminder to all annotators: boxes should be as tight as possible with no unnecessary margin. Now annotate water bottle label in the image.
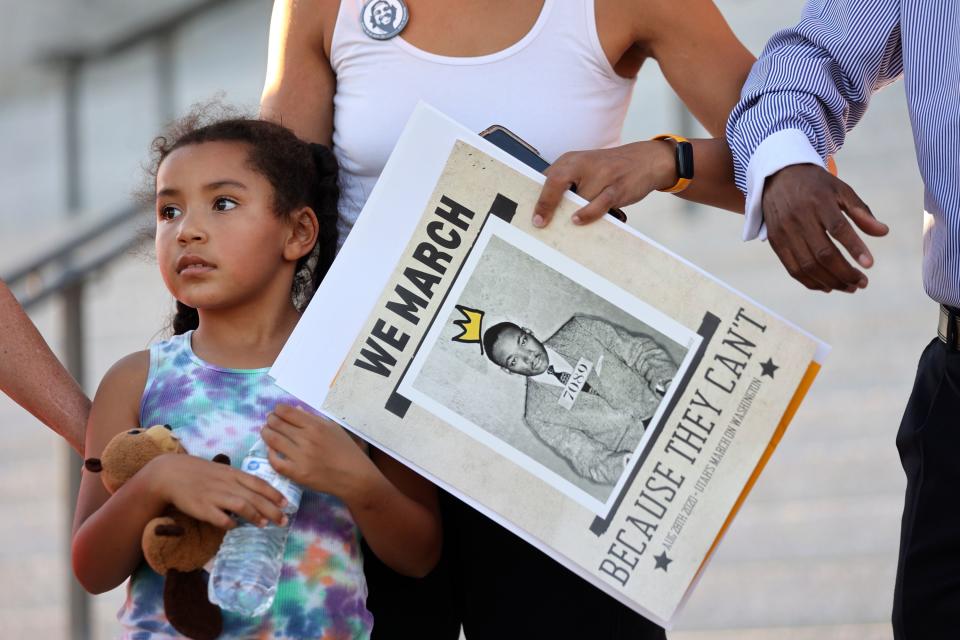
[242,455,302,507]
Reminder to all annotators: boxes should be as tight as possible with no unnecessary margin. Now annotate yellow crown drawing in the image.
[452,305,485,353]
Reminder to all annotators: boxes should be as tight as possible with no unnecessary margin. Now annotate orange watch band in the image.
[652,134,694,194]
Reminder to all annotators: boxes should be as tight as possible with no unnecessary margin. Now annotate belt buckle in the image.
[942,304,960,350]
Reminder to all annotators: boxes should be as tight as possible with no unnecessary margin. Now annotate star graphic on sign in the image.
[654,551,672,572]
[760,357,779,379]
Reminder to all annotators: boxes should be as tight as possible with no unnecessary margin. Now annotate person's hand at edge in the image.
[762,163,889,293]
[532,140,676,228]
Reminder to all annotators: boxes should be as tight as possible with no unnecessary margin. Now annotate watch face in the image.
[676,141,694,179]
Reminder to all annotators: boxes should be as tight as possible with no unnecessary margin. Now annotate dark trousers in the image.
[893,337,960,639]
[365,492,666,639]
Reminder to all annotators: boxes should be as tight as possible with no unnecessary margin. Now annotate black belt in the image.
[938,304,960,350]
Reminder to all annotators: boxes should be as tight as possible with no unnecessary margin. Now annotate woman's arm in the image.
[260,0,339,144]
[0,280,89,453]
[634,0,755,138]
[73,352,288,593]
[533,0,753,224]
[534,136,742,226]
[263,405,442,577]
[260,1,441,575]
[639,0,752,211]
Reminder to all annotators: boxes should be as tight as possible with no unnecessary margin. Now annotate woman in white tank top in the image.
[261,2,754,638]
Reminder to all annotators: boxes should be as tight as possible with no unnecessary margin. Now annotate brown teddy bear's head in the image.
[84,424,185,494]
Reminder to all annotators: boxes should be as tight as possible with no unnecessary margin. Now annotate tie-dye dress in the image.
[116,331,373,639]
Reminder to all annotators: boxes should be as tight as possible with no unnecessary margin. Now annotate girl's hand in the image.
[261,404,376,499]
[145,454,288,530]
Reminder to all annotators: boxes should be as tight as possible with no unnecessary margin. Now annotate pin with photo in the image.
[361,0,409,40]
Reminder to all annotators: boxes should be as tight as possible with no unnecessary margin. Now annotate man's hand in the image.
[653,378,672,398]
[588,451,630,485]
[762,164,889,292]
[532,141,676,228]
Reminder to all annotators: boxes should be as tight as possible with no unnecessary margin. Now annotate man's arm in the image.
[574,317,677,393]
[0,280,89,453]
[527,410,625,486]
[726,0,900,293]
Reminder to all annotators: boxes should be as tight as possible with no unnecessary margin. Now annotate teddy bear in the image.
[83,423,229,640]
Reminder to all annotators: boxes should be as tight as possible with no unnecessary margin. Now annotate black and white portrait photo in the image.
[482,315,677,486]
[400,224,697,512]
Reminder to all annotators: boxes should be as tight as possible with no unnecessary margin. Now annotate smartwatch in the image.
[652,134,694,193]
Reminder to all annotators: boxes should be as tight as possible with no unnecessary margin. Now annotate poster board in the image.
[272,104,827,626]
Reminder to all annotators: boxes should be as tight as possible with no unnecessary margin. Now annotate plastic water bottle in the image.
[208,438,302,617]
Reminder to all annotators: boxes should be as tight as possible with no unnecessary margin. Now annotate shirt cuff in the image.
[743,129,826,241]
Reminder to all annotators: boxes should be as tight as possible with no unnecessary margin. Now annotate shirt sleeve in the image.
[725,0,904,240]
[573,316,677,390]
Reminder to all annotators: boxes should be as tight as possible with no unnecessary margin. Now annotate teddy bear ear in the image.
[84,458,103,473]
[212,453,231,466]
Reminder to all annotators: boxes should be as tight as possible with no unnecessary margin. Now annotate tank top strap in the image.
[542,0,626,84]
[330,0,370,72]
[139,332,190,427]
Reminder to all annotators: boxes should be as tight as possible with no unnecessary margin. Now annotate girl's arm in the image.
[263,405,442,577]
[1,279,89,453]
[73,352,289,593]
[358,447,442,577]
[72,351,167,593]
[259,0,338,144]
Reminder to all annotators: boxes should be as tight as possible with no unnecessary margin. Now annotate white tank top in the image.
[330,0,635,241]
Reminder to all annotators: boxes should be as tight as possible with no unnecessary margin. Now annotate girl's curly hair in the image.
[148,106,339,334]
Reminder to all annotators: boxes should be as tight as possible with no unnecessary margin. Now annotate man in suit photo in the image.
[483,316,678,486]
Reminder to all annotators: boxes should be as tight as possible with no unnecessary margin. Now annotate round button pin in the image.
[361,0,409,40]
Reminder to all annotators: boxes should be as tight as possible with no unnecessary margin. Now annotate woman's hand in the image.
[533,138,745,227]
[145,454,288,529]
[532,140,676,227]
[261,403,377,500]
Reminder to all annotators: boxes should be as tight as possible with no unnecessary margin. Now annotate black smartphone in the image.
[478,124,628,223]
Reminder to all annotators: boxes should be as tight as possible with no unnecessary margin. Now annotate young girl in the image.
[71,114,441,639]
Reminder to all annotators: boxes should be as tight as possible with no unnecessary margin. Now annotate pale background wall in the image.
[0,1,924,638]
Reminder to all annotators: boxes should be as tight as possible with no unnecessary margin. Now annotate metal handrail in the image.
[3,206,150,310]
[3,205,150,640]
[40,0,235,67]
[5,3,244,639]
[4,207,138,284]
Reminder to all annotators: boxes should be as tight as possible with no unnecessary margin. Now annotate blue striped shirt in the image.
[726,0,960,308]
